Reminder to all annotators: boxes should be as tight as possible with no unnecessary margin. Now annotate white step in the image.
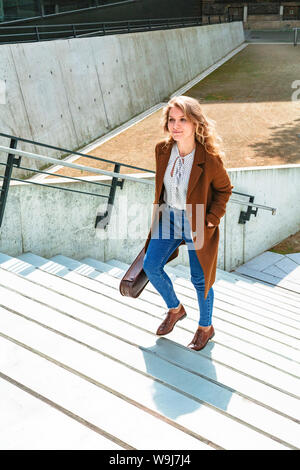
[0,372,123,450]
[11,255,299,383]
[94,255,300,307]
[175,264,300,307]
[201,278,300,324]
[0,260,298,422]
[0,290,296,449]
[107,258,300,326]
[56,256,300,354]
[230,270,300,303]
[93,257,177,282]
[215,277,300,317]
[81,258,300,358]
[0,329,208,450]
[0,248,298,449]
[109,257,300,313]
[46,258,300,375]
[4,252,300,360]
[85,257,300,326]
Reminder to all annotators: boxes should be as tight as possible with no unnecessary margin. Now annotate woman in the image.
[143,95,233,351]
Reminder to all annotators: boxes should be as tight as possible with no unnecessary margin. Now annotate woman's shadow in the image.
[140,337,232,420]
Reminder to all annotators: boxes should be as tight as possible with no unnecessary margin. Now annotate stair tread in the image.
[13,253,300,348]
[0,251,299,450]
[0,372,122,450]
[0,301,296,449]
[1,252,299,360]
[0,258,294,394]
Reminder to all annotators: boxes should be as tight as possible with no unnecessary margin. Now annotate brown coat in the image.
[144,138,234,300]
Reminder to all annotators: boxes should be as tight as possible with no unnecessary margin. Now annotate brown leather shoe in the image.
[156,304,187,336]
[187,325,215,351]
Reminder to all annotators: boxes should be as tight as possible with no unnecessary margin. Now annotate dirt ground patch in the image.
[46,44,300,180]
[269,230,300,254]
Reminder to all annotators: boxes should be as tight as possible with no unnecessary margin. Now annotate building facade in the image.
[0,0,201,23]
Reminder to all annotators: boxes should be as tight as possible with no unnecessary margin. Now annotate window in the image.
[42,0,98,14]
[1,0,40,20]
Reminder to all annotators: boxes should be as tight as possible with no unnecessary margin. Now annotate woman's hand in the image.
[207,222,215,227]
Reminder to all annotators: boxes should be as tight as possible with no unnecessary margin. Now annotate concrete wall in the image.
[1,164,299,272]
[0,21,244,176]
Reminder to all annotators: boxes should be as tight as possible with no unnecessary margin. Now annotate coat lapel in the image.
[186,140,206,202]
[155,139,206,204]
[155,140,172,204]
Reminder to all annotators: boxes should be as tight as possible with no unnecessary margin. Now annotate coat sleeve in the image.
[205,156,234,227]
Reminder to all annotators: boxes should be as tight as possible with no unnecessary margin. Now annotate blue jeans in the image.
[143,203,214,327]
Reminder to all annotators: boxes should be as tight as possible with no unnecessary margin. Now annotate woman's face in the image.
[167,106,196,142]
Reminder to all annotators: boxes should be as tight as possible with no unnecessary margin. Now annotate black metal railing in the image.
[0,133,154,229]
[0,132,276,231]
[0,15,235,44]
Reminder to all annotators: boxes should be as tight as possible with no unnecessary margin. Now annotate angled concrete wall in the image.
[0,21,244,176]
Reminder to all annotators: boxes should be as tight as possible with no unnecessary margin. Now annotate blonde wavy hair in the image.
[161,95,225,160]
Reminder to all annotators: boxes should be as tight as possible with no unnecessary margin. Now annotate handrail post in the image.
[35,26,40,41]
[0,138,20,228]
[238,195,258,224]
[95,163,124,229]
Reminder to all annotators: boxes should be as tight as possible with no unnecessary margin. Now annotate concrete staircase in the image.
[0,251,299,450]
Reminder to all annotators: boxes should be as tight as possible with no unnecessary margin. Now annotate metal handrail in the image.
[0,145,153,186]
[0,162,111,188]
[0,174,110,198]
[0,15,234,44]
[229,198,275,214]
[0,132,154,172]
[0,144,277,215]
[0,17,201,28]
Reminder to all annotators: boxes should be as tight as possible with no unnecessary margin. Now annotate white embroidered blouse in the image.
[163,142,195,210]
